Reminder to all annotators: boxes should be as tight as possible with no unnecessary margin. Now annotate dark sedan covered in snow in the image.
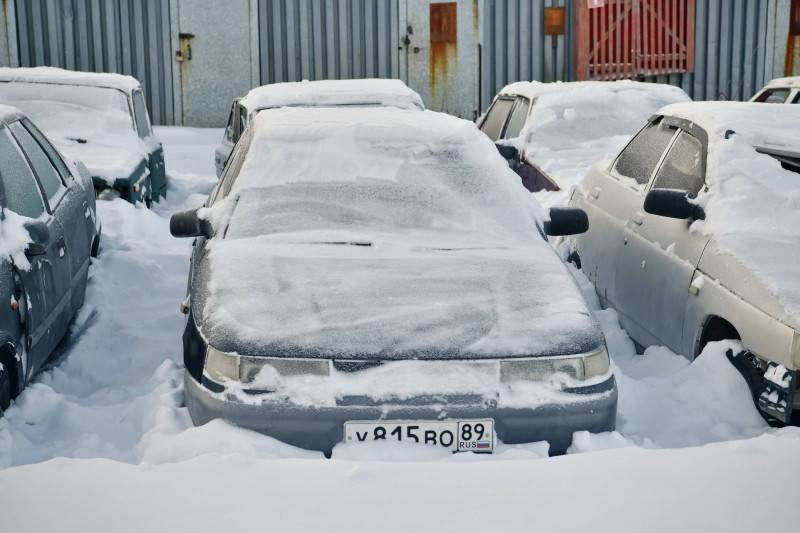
[0,67,166,206]
[0,105,100,413]
[171,106,616,455]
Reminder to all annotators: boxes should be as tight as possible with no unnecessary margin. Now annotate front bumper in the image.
[184,371,618,455]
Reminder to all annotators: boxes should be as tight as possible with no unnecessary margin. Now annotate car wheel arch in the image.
[695,315,741,358]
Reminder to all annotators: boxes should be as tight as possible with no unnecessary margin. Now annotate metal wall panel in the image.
[480,0,574,113]
[257,0,400,84]
[13,0,174,124]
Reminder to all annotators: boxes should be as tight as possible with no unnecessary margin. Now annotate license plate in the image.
[344,419,494,452]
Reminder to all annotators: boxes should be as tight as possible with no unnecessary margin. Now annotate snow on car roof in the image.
[196,106,603,359]
[0,66,141,94]
[763,76,800,88]
[500,81,689,204]
[660,101,800,325]
[239,79,425,112]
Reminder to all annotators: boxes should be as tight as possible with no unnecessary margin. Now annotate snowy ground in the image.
[0,127,797,532]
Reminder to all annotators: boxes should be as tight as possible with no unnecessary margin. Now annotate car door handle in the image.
[590,187,601,200]
[630,213,644,226]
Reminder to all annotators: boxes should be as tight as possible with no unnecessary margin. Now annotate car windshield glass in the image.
[479,98,514,141]
[754,88,791,103]
[613,120,676,187]
[0,126,45,218]
[501,98,530,139]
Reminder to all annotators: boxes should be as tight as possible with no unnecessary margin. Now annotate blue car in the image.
[0,67,166,206]
[0,106,100,413]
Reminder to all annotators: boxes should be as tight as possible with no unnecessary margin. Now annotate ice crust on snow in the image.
[661,101,800,326]
[0,72,147,184]
[239,78,425,113]
[499,81,690,205]
[197,107,603,359]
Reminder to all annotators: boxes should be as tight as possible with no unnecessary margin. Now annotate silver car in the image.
[565,101,800,423]
[750,76,800,104]
[172,106,616,455]
[214,79,425,177]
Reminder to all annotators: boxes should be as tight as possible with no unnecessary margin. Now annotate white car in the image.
[565,101,800,423]
[750,76,800,104]
[477,81,689,200]
[214,79,425,177]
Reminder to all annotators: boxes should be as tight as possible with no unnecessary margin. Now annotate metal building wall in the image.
[13,0,174,125]
[480,0,777,111]
[480,0,574,113]
[257,0,400,84]
[644,0,773,101]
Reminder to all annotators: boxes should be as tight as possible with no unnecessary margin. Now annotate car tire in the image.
[0,361,11,415]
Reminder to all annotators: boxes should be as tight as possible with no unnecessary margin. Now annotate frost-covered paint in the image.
[0,105,99,410]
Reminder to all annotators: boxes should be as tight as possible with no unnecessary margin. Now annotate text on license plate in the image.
[344,419,494,452]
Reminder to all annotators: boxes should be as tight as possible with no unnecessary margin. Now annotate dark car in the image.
[0,67,166,206]
[171,106,616,455]
[0,105,101,414]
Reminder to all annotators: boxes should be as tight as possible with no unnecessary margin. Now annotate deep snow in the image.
[0,126,796,532]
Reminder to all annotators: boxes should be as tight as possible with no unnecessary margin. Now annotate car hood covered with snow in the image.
[192,107,603,359]
[0,79,146,184]
[662,102,800,330]
[501,81,690,204]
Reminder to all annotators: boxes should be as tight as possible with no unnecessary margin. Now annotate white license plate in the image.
[344,419,494,452]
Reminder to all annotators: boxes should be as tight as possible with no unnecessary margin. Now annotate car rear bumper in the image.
[184,371,618,455]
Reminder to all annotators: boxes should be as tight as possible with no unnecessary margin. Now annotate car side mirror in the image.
[170,209,211,238]
[24,220,50,256]
[644,189,705,220]
[544,208,589,236]
[495,142,519,162]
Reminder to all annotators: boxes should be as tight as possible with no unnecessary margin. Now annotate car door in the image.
[0,126,70,371]
[12,119,92,309]
[614,123,711,352]
[576,118,676,314]
[132,90,166,200]
[215,103,237,178]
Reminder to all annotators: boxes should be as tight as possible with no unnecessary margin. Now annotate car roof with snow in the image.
[195,106,603,359]
[0,66,141,94]
[762,76,800,88]
[239,79,425,113]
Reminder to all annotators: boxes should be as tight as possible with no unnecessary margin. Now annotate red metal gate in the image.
[574,0,695,80]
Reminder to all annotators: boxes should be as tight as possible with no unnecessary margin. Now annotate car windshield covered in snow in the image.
[199,107,602,360]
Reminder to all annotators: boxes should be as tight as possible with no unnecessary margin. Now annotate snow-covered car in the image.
[171,106,617,455]
[214,79,425,177]
[564,102,800,423]
[750,76,800,104]
[0,105,100,413]
[477,81,690,198]
[0,67,166,206]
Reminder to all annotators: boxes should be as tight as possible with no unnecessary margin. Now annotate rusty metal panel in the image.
[12,0,175,125]
[257,0,400,84]
[430,2,457,43]
[544,6,566,35]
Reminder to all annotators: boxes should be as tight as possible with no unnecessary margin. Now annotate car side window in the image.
[8,121,64,204]
[22,119,71,181]
[132,90,153,139]
[501,97,531,140]
[612,120,676,188]
[0,127,46,218]
[754,88,791,103]
[236,104,247,142]
[479,98,514,142]
[212,129,251,204]
[650,131,704,195]
[793,92,800,104]
[224,105,235,143]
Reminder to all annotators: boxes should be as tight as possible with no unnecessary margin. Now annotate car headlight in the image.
[204,345,330,384]
[500,346,610,383]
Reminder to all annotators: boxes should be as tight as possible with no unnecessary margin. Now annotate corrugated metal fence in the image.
[480,0,574,112]
[256,0,400,84]
[480,0,776,111]
[12,0,174,125]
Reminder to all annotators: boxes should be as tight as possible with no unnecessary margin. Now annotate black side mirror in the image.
[170,209,211,238]
[24,220,50,256]
[495,142,519,162]
[644,189,705,220]
[544,208,589,236]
